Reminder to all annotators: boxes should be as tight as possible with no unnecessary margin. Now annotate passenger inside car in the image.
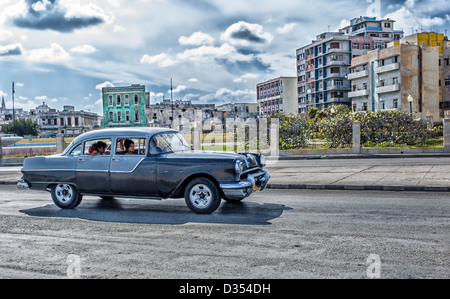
[149,136,163,154]
[88,145,99,156]
[96,141,107,155]
[117,138,136,155]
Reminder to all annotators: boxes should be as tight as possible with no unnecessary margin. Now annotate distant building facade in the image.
[0,96,28,121]
[296,16,404,114]
[30,103,101,137]
[349,32,448,122]
[257,77,298,116]
[102,84,150,128]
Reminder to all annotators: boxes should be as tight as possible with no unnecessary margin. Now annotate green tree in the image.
[1,118,40,137]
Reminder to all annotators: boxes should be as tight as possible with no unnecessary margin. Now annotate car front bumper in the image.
[220,169,270,200]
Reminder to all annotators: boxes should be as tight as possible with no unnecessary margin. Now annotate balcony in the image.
[376,84,400,94]
[375,63,400,74]
[348,89,369,98]
[347,70,369,80]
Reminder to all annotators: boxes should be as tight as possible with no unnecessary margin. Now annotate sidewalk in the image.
[1,157,449,192]
[265,161,450,192]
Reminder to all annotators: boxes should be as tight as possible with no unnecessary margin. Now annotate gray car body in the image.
[20,128,270,200]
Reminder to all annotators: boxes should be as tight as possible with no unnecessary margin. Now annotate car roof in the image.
[71,127,178,144]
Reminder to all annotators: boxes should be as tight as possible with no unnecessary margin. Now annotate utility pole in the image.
[12,82,15,136]
[170,78,174,126]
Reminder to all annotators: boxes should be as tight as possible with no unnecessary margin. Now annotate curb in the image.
[266,153,450,160]
[266,183,450,192]
[1,180,449,192]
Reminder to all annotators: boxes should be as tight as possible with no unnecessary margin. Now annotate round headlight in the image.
[235,160,243,176]
[259,155,266,167]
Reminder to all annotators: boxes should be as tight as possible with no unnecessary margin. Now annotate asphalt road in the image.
[0,185,448,279]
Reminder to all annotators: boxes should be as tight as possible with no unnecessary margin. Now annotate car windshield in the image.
[153,132,191,153]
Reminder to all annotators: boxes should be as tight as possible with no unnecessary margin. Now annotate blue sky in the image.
[0,0,449,115]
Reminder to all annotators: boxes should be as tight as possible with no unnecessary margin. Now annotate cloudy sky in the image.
[0,0,449,115]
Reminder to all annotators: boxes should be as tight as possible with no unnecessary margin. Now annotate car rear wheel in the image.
[184,178,221,214]
[51,184,83,209]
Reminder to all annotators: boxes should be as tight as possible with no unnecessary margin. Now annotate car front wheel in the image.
[184,178,221,214]
[51,184,83,209]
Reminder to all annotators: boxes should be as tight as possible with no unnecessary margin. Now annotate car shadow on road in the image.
[20,197,291,225]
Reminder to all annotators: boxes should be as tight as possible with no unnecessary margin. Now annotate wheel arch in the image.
[169,172,224,199]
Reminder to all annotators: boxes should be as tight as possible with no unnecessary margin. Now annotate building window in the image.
[125,110,130,121]
[124,95,130,106]
[135,111,140,122]
[362,102,368,111]
[393,99,398,108]
[75,117,79,126]
[134,94,139,105]
[384,23,391,28]
[380,100,385,110]
[108,95,113,106]
[352,43,359,49]
[393,77,399,85]
[363,43,370,50]
[117,111,122,122]
[60,118,64,126]
[116,95,121,106]
[109,111,114,122]
[330,42,340,49]
[445,79,450,86]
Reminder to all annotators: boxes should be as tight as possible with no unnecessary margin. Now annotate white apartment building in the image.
[257,77,298,116]
[349,42,442,122]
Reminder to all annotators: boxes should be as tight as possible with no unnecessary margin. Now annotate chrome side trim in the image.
[109,158,145,174]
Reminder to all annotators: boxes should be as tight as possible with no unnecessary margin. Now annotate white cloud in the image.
[60,1,114,24]
[176,43,252,64]
[32,0,51,12]
[220,21,273,47]
[188,78,199,83]
[170,85,187,94]
[276,23,296,34]
[25,43,71,63]
[95,81,115,90]
[179,31,214,46]
[70,44,97,54]
[233,73,260,83]
[199,88,256,104]
[140,53,175,67]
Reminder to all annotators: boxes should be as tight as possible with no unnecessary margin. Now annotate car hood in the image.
[169,150,260,168]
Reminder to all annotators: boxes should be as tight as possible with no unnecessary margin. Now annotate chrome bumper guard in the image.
[17,179,30,189]
[220,170,270,200]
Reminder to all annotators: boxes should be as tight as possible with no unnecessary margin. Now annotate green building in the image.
[102,84,149,128]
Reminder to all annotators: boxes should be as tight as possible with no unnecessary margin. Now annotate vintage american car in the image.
[17,128,270,214]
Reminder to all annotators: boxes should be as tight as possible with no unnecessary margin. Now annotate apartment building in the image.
[297,33,352,114]
[257,77,298,116]
[102,84,150,128]
[349,40,443,122]
[296,16,404,114]
[340,16,404,52]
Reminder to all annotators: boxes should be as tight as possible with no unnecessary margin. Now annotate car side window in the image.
[83,139,112,156]
[69,143,83,156]
[116,138,147,156]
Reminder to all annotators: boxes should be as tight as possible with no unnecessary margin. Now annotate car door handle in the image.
[78,158,86,162]
[112,158,121,162]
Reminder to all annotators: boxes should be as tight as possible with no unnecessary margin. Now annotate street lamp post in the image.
[407,94,414,117]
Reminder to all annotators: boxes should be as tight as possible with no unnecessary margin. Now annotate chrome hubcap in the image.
[55,184,74,203]
[189,184,212,209]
